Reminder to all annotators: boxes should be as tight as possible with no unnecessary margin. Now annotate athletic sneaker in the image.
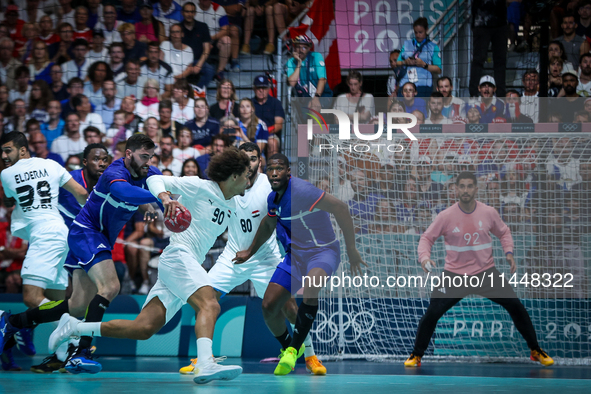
[138,281,150,295]
[264,43,275,55]
[193,358,242,384]
[48,314,80,353]
[64,347,102,374]
[31,353,64,373]
[230,60,240,72]
[279,344,305,359]
[180,356,227,374]
[404,353,422,367]
[15,328,36,356]
[531,348,554,366]
[0,311,19,355]
[305,355,326,375]
[241,44,250,55]
[1,347,21,371]
[274,346,299,376]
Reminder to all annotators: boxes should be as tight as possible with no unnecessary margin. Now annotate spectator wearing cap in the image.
[400,82,427,117]
[424,92,452,124]
[140,41,174,98]
[552,70,584,122]
[209,79,239,120]
[73,6,93,43]
[88,29,109,64]
[95,5,123,46]
[136,0,166,43]
[395,17,441,98]
[119,23,148,63]
[333,70,375,124]
[287,34,329,98]
[556,13,589,71]
[61,38,90,83]
[119,0,143,23]
[469,75,505,123]
[577,53,591,97]
[252,74,285,157]
[0,38,21,91]
[505,90,533,123]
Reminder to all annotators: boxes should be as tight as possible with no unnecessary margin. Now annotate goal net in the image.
[301,131,591,364]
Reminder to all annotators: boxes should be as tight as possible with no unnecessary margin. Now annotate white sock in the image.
[76,322,101,337]
[196,337,213,366]
[290,323,316,357]
[55,341,69,362]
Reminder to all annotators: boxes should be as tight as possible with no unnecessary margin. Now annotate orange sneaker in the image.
[404,353,422,367]
[530,348,554,366]
[305,355,326,375]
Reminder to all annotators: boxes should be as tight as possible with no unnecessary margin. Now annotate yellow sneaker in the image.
[241,44,251,55]
[264,43,275,54]
[279,344,305,359]
[179,356,227,374]
[305,355,326,375]
[274,347,298,376]
[530,348,554,366]
[404,353,422,367]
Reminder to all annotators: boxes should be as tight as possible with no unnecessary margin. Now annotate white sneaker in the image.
[48,314,80,353]
[138,281,150,295]
[180,356,227,374]
[193,358,242,384]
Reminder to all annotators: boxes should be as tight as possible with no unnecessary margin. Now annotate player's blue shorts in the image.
[63,250,82,276]
[67,223,113,273]
[270,242,341,294]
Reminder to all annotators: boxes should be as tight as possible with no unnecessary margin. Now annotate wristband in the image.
[505,252,513,255]
[423,63,429,70]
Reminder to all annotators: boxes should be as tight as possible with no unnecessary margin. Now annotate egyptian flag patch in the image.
[252,210,260,218]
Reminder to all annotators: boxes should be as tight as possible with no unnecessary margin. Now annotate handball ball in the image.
[164,207,192,233]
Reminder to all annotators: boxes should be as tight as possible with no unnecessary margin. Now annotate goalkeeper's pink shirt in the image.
[418,201,514,276]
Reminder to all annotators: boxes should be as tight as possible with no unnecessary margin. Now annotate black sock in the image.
[9,300,69,329]
[79,295,110,349]
[290,302,318,351]
[274,328,292,350]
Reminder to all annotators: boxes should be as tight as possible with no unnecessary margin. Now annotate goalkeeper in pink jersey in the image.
[404,172,554,367]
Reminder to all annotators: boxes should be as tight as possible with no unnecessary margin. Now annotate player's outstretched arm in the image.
[62,178,89,205]
[233,214,277,264]
[314,192,367,276]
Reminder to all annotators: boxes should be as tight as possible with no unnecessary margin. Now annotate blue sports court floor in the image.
[1,356,590,393]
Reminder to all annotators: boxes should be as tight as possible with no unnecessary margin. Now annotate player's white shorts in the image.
[143,243,212,324]
[208,250,280,298]
[21,222,69,290]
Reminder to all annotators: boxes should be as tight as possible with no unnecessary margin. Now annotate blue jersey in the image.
[58,169,89,228]
[73,158,161,246]
[267,177,337,252]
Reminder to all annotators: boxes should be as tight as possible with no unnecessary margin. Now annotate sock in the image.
[76,322,102,337]
[79,295,109,349]
[291,323,315,357]
[275,328,292,350]
[196,337,213,365]
[290,302,318,351]
[9,299,69,329]
[55,341,69,362]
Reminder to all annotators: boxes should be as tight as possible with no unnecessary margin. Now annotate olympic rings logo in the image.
[562,123,579,132]
[309,310,375,344]
[468,124,485,133]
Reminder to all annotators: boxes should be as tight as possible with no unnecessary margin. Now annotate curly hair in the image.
[207,147,250,183]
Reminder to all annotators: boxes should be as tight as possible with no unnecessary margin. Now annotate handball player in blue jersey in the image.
[1,134,162,374]
[234,154,366,375]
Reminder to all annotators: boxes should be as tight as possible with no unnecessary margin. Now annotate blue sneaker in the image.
[64,348,102,374]
[1,347,22,371]
[15,328,36,356]
[0,311,19,355]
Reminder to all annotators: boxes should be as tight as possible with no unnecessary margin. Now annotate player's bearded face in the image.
[457,180,477,203]
[1,143,20,167]
[129,150,152,178]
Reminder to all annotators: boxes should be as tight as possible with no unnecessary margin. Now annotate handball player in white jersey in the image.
[48,147,251,384]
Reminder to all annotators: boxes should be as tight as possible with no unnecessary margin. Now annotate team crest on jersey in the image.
[252,210,260,218]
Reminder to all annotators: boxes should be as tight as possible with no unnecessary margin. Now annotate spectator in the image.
[347,169,383,234]
[195,0,234,80]
[577,0,591,38]
[405,206,432,235]
[84,61,113,107]
[505,90,533,123]
[48,23,75,64]
[135,79,161,120]
[574,111,589,122]
[547,59,562,95]
[395,17,441,97]
[95,80,122,128]
[95,5,122,46]
[28,41,54,86]
[141,41,174,98]
[136,207,171,294]
[180,4,215,90]
[470,75,506,123]
[83,125,103,145]
[118,0,142,23]
[196,133,230,179]
[153,0,183,36]
[577,53,591,97]
[9,66,32,105]
[162,23,195,79]
[73,6,93,43]
[116,59,146,100]
[29,130,64,166]
[552,70,584,122]
[252,75,285,156]
[387,49,403,97]
[181,157,200,176]
[51,112,87,160]
[273,0,310,50]
[436,76,466,119]
[61,39,90,83]
[333,70,375,124]
[121,95,143,133]
[584,98,591,118]
[74,94,106,134]
[394,177,419,224]
[425,92,452,124]
[6,99,28,133]
[28,80,54,123]
[136,0,166,43]
[105,109,133,148]
[0,86,12,118]
[501,202,523,233]
[242,0,276,55]
[57,0,76,29]
[0,38,21,90]
[414,155,443,202]
[172,126,199,161]
[556,13,589,70]
[400,82,427,117]
[520,69,539,123]
[412,109,425,125]
[445,181,458,207]
[169,79,194,126]
[64,154,82,171]
[142,116,162,153]
[159,99,182,138]
[87,0,102,30]
[547,137,582,191]
[219,115,240,146]
[60,77,85,120]
[210,79,239,120]
[38,15,59,46]
[500,165,528,209]
[238,98,268,153]
[87,29,108,64]
[287,34,329,97]
[119,23,148,63]
[108,42,127,78]
[158,134,182,176]
[372,199,397,234]
[548,40,575,74]
[41,99,65,147]
[469,0,508,97]
[17,23,38,64]
[181,97,218,152]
